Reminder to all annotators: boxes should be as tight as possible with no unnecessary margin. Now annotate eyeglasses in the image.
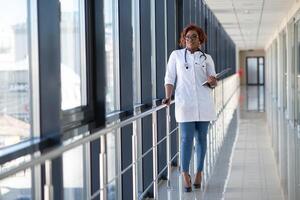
[185,34,199,41]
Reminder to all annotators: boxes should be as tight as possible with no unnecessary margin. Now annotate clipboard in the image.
[202,68,231,86]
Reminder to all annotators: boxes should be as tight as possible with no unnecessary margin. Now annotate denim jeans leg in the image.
[179,122,195,172]
[195,121,210,172]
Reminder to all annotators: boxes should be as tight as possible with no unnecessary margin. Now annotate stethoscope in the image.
[184,48,207,69]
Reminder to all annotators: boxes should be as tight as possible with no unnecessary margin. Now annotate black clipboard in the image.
[202,68,231,86]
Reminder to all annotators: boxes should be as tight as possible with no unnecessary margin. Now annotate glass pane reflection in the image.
[0,156,32,199]
[247,86,265,111]
[0,170,32,200]
[259,64,264,84]
[104,0,118,197]
[247,58,258,84]
[104,0,118,113]
[0,0,31,148]
[63,145,84,200]
[60,0,86,110]
[107,132,116,200]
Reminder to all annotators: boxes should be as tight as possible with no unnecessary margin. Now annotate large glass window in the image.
[104,0,119,114]
[0,0,31,148]
[104,1,119,199]
[60,0,87,110]
[0,0,38,198]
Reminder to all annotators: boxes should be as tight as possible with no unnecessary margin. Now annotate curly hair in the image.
[179,24,207,48]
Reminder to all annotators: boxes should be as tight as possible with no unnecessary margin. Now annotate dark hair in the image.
[179,24,207,48]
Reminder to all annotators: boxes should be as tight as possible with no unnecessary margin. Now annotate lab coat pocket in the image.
[194,62,207,80]
[201,63,207,73]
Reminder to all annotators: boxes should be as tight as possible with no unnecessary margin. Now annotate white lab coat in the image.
[164,49,217,122]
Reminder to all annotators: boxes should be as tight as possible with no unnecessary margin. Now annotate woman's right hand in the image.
[207,75,217,88]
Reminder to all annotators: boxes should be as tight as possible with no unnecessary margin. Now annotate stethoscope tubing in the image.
[184,48,207,69]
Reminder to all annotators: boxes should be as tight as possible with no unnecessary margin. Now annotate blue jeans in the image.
[179,121,210,173]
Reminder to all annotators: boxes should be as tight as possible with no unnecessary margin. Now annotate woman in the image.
[163,24,217,192]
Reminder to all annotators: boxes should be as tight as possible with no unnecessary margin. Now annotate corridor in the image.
[0,0,300,199]
[157,87,283,200]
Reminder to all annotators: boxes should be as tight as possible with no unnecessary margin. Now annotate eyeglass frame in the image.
[185,34,199,41]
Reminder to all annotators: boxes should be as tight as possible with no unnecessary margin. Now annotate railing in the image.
[0,74,240,200]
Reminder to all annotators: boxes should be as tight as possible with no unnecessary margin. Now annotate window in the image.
[246,57,264,85]
[0,0,32,146]
[296,20,300,122]
[60,0,87,110]
[0,0,41,198]
[283,31,287,110]
[259,57,264,85]
[104,0,119,114]
[104,0,119,199]
[247,58,258,84]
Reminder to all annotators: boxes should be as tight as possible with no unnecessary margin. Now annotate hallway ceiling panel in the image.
[205,0,296,50]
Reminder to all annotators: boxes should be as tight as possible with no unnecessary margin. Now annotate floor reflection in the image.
[203,110,238,200]
[245,85,265,112]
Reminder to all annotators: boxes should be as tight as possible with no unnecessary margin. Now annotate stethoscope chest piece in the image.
[185,63,189,69]
[184,48,207,70]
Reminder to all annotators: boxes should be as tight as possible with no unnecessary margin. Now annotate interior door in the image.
[246,57,264,85]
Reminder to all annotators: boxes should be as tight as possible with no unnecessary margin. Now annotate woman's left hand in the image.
[207,76,217,88]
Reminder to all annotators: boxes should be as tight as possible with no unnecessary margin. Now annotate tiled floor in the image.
[156,86,284,200]
[222,112,283,200]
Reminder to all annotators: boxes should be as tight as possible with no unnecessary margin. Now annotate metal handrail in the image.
[93,74,240,200]
[0,102,159,165]
[0,74,240,200]
[0,100,174,180]
[90,126,179,200]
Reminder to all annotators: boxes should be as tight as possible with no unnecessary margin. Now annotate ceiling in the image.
[205,0,296,50]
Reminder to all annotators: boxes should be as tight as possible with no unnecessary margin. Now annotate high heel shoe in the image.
[193,172,202,189]
[184,174,192,192]
[193,183,201,189]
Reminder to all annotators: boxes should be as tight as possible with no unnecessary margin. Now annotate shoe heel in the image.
[184,174,192,192]
[184,186,192,192]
